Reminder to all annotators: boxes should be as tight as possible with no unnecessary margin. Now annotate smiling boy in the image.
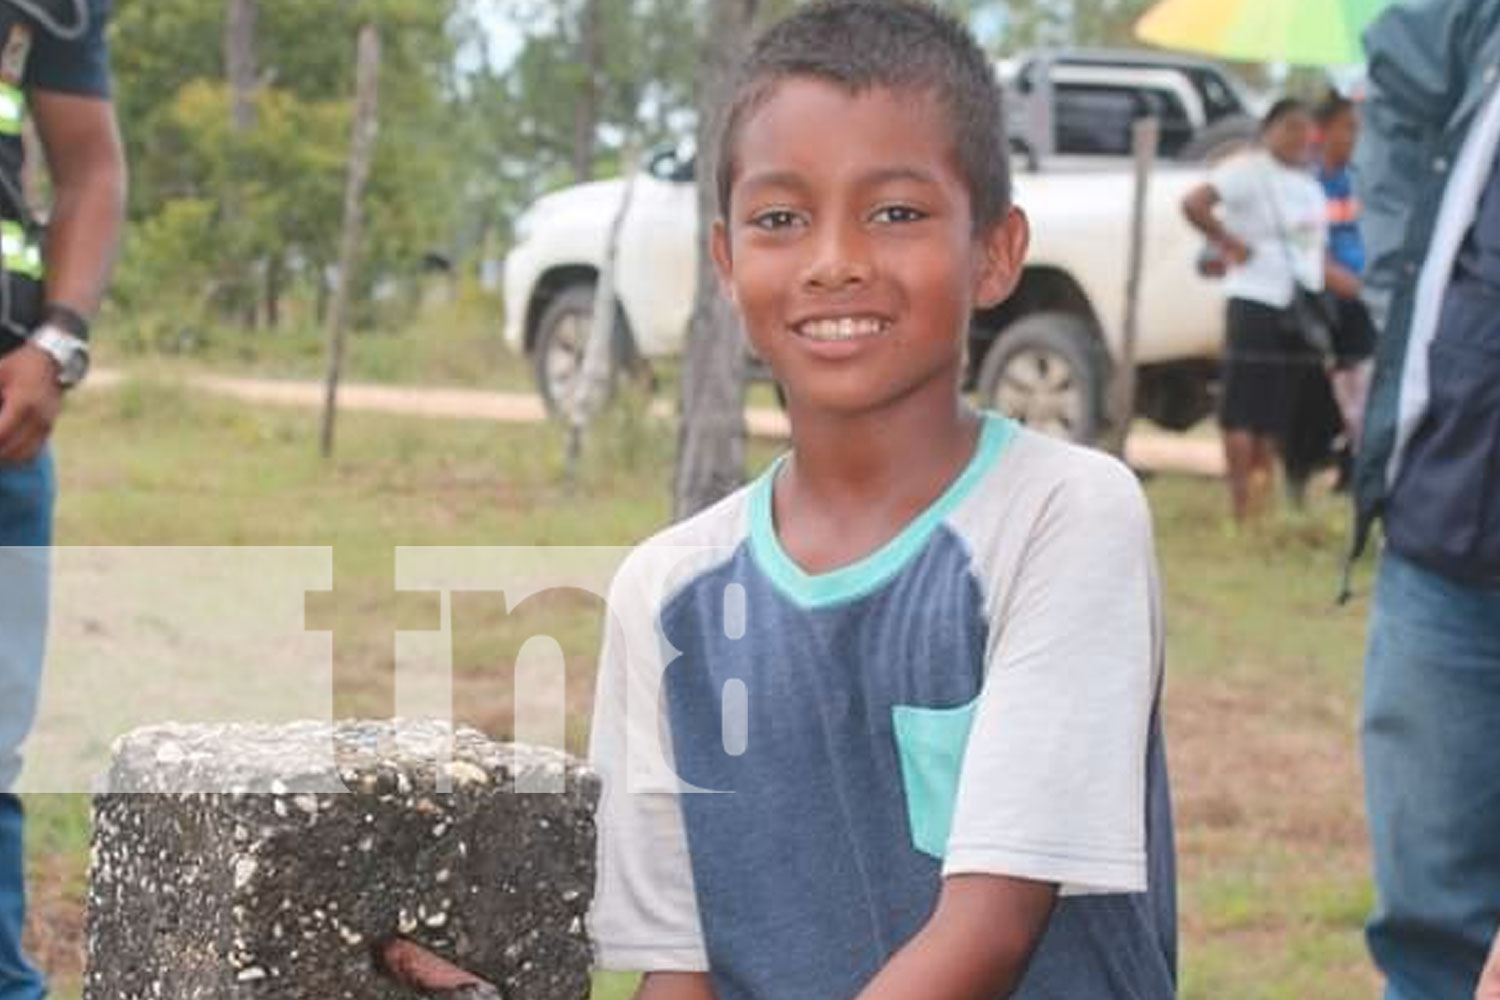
[587,3,1174,998]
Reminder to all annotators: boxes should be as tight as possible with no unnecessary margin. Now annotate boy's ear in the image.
[973,206,1030,309]
[710,217,736,302]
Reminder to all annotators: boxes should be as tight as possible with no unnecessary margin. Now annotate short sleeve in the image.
[1209,153,1258,210]
[943,454,1161,896]
[587,558,710,973]
[25,0,112,98]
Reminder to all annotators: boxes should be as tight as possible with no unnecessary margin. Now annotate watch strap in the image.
[41,302,90,341]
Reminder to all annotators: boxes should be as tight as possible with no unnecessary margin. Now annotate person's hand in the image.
[0,344,62,464]
[1326,261,1363,301]
[1219,235,1253,266]
[1478,929,1500,1000]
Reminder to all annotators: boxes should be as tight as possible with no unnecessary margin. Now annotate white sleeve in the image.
[943,455,1162,896]
[1210,153,1256,210]
[587,564,709,972]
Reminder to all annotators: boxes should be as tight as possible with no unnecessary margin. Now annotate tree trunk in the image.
[264,252,283,329]
[571,0,602,183]
[673,0,760,521]
[566,148,641,481]
[320,24,381,459]
[225,0,257,131]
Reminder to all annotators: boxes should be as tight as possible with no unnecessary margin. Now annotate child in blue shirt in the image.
[588,3,1175,997]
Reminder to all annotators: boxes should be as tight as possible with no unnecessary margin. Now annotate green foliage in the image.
[102,0,1179,355]
[109,0,462,340]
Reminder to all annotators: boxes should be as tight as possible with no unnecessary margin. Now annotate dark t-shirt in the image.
[19,0,111,97]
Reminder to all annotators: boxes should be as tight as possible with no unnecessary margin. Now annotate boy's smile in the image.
[712,77,1027,417]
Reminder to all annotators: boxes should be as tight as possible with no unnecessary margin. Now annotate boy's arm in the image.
[635,972,717,1000]
[854,875,1055,1000]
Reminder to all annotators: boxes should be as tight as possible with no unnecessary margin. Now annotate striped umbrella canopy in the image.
[1135,0,1398,67]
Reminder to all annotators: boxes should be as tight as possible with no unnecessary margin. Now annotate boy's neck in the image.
[771,394,983,573]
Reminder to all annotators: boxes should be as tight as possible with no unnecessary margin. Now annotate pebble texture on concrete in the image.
[84,721,599,999]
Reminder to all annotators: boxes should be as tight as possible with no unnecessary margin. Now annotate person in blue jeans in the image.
[1353,3,1500,998]
[0,1,125,996]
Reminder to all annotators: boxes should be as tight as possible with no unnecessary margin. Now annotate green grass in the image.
[22,379,1380,998]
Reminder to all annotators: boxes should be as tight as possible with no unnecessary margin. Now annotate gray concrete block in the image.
[84,721,600,1000]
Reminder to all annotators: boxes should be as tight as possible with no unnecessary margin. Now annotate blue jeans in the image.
[1364,550,1500,1000]
[0,450,52,1000]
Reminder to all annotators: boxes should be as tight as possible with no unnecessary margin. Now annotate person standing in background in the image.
[1353,1,1500,998]
[1182,99,1328,522]
[0,1,126,997]
[1315,93,1377,482]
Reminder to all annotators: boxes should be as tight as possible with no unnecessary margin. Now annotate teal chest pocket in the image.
[892,699,979,861]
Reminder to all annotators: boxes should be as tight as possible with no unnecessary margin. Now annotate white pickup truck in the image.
[503,50,1259,441]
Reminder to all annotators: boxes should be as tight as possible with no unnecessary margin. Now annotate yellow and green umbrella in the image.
[1135,0,1398,67]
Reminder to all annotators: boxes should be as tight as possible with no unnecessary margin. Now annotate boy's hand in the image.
[1479,929,1500,1000]
[635,972,716,1000]
[854,874,1056,1000]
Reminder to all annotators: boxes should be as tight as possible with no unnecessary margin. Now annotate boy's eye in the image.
[749,209,803,231]
[871,204,927,224]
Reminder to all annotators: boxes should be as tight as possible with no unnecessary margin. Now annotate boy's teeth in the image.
[799,318,887,341]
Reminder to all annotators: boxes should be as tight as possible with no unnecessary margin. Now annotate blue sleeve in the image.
[23,0,111,98]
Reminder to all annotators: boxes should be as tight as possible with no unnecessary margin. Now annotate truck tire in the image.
[532,283,629,418]
[976,311,1106,444]
[1180,114,1258,164]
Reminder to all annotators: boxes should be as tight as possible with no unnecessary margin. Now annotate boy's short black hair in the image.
[714,0,1010,232]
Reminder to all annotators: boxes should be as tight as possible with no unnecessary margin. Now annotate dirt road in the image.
[88,368,1225,476]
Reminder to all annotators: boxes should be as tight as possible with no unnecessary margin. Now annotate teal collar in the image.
[749,413,1017,609]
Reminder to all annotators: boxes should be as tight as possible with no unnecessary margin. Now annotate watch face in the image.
[35,327,89,386]
[61,347,89,385]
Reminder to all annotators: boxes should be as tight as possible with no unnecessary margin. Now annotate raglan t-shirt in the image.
[588,415,1176,999]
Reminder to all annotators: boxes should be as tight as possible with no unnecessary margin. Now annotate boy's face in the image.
[712,78,1027,417]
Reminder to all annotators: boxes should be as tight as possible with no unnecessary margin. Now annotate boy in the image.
[588,3,1174,998]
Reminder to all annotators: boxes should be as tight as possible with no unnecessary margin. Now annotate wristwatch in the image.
[28,323,91,388]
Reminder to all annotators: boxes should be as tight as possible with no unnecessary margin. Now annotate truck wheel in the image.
[533,284,628,418]
[976,312,1105,444]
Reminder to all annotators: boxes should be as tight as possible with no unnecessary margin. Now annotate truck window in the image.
[1053,84,1194,157]
[1054,84,1137,155]
[1188,68,1244,123]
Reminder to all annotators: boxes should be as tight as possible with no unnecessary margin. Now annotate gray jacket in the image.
[1351,0,1500,583]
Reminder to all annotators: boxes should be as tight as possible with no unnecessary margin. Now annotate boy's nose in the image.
[801,221,872,291]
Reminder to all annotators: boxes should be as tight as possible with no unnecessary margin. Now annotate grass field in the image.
[21,372,1378,999]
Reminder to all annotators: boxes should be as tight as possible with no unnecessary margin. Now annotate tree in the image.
[571,0,602,182]
[322,23,382,458]
[672,0,760,520]
[225,0,257,130]
[108,0,461,334]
